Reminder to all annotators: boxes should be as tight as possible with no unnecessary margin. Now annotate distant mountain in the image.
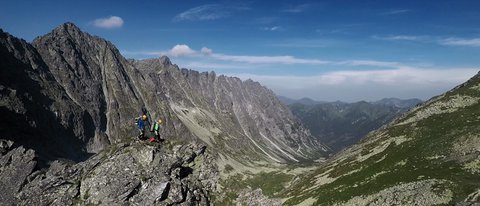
[372,97,422,108]
[278,96,324,105]
[282,71,480,206]
[277,96,297,105]
[289,100,416,152]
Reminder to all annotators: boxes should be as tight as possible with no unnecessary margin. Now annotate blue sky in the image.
[1,0,480,101]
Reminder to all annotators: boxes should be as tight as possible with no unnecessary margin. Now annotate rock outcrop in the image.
[0,139,218,206]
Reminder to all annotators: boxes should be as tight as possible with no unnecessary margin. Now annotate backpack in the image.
[136,117,145,129]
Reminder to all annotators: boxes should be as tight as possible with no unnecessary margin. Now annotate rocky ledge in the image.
[0,139,218,205]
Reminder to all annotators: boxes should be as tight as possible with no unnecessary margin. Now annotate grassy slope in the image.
[281,72,480,205]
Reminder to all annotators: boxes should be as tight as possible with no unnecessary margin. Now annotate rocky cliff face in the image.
[0,22,329,205]
[0,28,88,161]
[131,58,327,165]
[0,23,327,164]
[0,139,218,205]
[32,23,145,153]
[281,72,480,205]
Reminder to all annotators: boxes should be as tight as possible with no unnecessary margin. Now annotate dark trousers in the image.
[154,130,162,140]
[138,129,146,139]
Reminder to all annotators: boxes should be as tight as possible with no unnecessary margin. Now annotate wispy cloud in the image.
[438,37,480,47]
[92,16,124,29]
[376,35,480,47]
[336,60,414,69]
[231,68,478,101]
[375,35,424,41]
[262,26,283,31]
[124,44,425,68]
[381,9,411,15]
[173,3,249,22]
[210,53,329,64]
[157,44,331,65]
[282,3,314,13]
[234,68,477,86]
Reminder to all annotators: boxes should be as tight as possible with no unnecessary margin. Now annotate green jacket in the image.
[151,122,160,131]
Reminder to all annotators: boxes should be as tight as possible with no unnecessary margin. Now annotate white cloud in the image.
[124,44,415,67]
[231,68,479,101]
[439,37,480,47]
[160,44,331,65]
[200,47,213,55]
[210,53,330,64]
[337,60,414,69]
[375,35,480,48]
[174,4,227,21]
[93,16,124,29]
[376,35,423,41]
[168,44,196,57]
[173,3,249,22]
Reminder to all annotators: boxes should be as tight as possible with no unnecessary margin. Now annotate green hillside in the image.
[282,72,480,205]
[289,100,415,152]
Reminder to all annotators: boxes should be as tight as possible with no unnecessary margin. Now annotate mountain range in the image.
[0,23,327,205]
[286,98,422,152]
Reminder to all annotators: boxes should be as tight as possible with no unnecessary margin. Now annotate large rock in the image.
[1,139,218,205]
[0,141,36,205]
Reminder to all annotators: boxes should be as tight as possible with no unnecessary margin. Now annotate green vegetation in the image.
[214,171,294,204]
[243,172,293,196]
[280,76,480,205]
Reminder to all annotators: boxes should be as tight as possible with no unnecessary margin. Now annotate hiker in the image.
[135,114,150,140]
[150,119,163,142]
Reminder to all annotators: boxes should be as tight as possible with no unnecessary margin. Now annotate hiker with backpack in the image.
[135,113,150,140]
[150,119,163,142]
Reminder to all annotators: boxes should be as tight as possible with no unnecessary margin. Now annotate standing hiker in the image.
[135,114,150,140]
[150,119,163,142]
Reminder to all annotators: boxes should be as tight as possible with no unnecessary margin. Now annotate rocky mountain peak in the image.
[33,22,83,43]
[158,55,172,66]
[55,22,82,33]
